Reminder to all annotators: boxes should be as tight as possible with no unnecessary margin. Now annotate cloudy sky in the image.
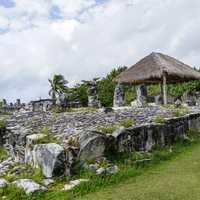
[0,0,200,103]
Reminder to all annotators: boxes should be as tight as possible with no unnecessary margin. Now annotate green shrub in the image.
[0,119,6,129]
[153,116,167,124]
[120,118,135,128]
[0,148,8,161]
[37,127,58,144]
[97,124,119,134]
[172,108,188,117]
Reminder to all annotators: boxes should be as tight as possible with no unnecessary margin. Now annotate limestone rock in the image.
[42,179,54,187]
[13,179,46,194]
[113,84,124,107]
[96,167,106,175]
[63,179,89,191]
[106,165,119,174]
[25,134,46,164]
[33,143,66,178]
[0,178,8,188]
[78,131,108,162]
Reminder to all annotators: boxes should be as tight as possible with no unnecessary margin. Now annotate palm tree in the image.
[48,74,68,103]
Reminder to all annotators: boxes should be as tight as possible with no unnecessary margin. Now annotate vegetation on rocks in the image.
[0,148,8,162]
[0,129,199,199]
[0,119,7,129]
[97,118,135,134]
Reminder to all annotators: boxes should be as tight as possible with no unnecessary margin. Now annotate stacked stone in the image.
[87,81,101,108]
[113,84,125,107]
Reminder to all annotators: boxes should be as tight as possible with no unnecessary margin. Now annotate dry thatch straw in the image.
[114,52,200,84]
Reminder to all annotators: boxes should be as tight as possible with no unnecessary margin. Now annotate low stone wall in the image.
[113,112,200,153]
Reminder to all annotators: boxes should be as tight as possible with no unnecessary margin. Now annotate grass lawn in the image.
[78,142,200,200]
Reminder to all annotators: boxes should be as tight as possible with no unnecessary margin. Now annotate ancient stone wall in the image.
[113,113,200,153]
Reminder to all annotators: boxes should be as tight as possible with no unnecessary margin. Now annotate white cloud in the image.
[0,0,200,102]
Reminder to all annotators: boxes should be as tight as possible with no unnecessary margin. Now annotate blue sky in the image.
[0,0,15,8]
[0,0,200,102]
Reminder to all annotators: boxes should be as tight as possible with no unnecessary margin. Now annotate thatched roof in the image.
[114,52,200,84]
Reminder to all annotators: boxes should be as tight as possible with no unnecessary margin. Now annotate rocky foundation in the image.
[1,107,200,178]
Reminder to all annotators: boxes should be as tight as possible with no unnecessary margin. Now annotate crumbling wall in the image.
[114,113,200,153]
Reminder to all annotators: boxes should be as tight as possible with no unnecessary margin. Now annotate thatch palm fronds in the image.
[114,52,200,84]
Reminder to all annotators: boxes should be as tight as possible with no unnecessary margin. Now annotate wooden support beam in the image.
[163,73,167,105]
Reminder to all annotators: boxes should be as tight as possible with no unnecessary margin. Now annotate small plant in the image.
[0,119,7,129]
[37,127,58,144]
[120,118,135,128]
[153,116,167,124]
[172,108,188,117]
[67,136,80,147]
[0,147,8,161]
[97,124,119,134]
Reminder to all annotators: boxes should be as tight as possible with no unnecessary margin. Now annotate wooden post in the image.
[163,73,167,105]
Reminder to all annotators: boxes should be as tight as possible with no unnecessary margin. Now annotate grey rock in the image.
[42,179,54,187]
[13,179,46,194]
[0,178,8,188]
[136,84,147,107]
[63,179,89,191]
[96,167,106,175]
[33,143,66,178]
[106,165,119,174]
[113,84,124,107]
[78,131,108,162]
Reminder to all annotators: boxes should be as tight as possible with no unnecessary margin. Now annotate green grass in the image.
[78,138,200,200]
[0,147,8,161]
[153,116,167,124]
[0,119,7,129]
[97,118,135,134]
[36,127,59,144]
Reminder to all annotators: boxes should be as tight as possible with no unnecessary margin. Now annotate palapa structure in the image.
[114,52,200,105]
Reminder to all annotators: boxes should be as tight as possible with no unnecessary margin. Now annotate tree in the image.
[48,74,68,102]
[97,66,127,107]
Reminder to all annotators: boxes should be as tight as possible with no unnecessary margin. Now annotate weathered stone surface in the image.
[13,179,46,194]
[136,84,147,107]
[0,157,14,176]
[113,84,124,107]
[33,143,66,178]
[87,81,101,108]
[25,134,46,164]
[0,178,8,188]
[96,167,106,175]
[42,179,54,187]
[106,165,119,174]
[63,179,89,191]
[78,131,108,162]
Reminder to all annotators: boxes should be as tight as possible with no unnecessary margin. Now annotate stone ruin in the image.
[29,99,54,112]
[0,99,25,113]
[86,80,101,108]
[113,84,125,107]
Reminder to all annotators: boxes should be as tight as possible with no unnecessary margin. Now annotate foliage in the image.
[119,118,135,128]
[67,83,88,107]
[0,119,7,129]
[97,66,127,107]
[153,116,167,124]
[36,127,59,144]
[0,147,8,161]
[97,118,134,134]
[48,74,68,101]
[172,108,188,117]
[97,124,119,134]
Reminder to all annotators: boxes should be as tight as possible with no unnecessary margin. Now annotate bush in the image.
[0,119,7,129]
[153,116,167,124]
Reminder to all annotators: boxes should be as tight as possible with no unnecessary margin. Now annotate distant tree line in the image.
[48,66,200,107]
